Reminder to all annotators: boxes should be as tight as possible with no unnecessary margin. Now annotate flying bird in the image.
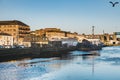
[109,1,119,7]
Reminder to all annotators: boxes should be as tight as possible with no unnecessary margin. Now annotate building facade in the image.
[46,31,65,39]
[65,32,78,38]
[23,34,48,48]
[0,20,30,45]
[0,33,13,48]
[34,28,61,36]
[34,28,78,40]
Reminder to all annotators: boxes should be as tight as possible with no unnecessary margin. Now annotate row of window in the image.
[0,29,16,31]
[0,25,30,29]
[0,25,17,28]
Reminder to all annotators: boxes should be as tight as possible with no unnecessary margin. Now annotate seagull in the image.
[109,1,119,7]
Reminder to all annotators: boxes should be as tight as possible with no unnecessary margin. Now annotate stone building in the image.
[34,28,78,40]
[23,34,48,48]
[35,28,61,36]
[0,33,13,48]
[46,31,65,39]
[0,20,30,45]
[65,32,78,38]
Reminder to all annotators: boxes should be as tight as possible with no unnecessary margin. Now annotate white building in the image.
[48,36,67,41]
[0,33,13,48]
[87,39,102,46]
[61,38,78,47]
[47,36,78,47]
[23,34,49,47]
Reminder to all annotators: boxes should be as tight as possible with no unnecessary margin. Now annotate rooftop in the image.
[0,20,29,26]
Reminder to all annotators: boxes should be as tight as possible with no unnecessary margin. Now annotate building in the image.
[0,20,30,45]
[34,28,61,36]
[34,28,64,40]
[86,39,103,46]
[65,32,78,38]
[46,31,65,39]
[0,33,13,48]
[34,28,78,40]
[44,28,61,32]
[35,29,45,36]
[61,38,78,47]
[23,34,48,48]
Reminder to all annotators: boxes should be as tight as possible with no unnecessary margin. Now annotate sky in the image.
[0,0,120,34]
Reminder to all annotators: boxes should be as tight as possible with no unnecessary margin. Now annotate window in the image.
[9,25,12,27]
[13,29,16,31]
[13,33,16,36]
[12,25,15,27]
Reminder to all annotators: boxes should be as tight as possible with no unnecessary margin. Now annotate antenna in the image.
[103,30,104,34]
[92,26,95,35]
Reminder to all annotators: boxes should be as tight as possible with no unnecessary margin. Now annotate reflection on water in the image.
[0,46,120,80]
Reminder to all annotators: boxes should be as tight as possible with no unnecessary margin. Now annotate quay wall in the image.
[0,47,76,62]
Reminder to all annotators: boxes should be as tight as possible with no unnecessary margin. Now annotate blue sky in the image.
[0,0,120,34]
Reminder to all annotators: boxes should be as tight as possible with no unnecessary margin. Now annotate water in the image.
[0,46,120,80]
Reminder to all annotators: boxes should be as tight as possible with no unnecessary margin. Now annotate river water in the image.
[0,46,120,80]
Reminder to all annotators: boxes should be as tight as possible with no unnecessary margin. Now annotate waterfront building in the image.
[61,38,78,47]
[48,41,62,48]
[35,28,61,36]
[44,28,61,32]
[34,28,78,40]
[0,20,30,45]
[23,34,48,48]
[86,39,103,46]
[0,33,13,48]
[48,38,78,48]
[35,29,45,36]
[65,32,78,38]
[46,31,65,40]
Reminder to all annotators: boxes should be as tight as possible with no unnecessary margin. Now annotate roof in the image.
[0,20,29,26]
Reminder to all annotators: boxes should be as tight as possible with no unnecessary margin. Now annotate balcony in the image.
[19,27,30,30]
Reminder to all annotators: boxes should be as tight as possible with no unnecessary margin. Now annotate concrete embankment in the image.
[0,47,76,62]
